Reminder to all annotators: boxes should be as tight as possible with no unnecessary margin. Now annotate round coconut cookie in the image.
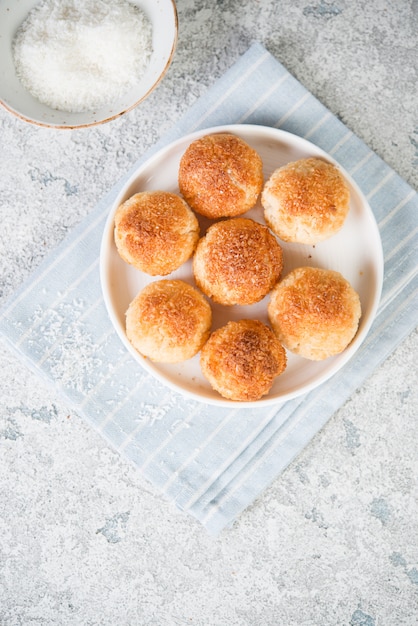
[126,279,212,363]
[178,133,264,219]
[114,190,199,276]
[268,266,361,360]
[262,157,350,244]
[193,217,283,306]
[200,319,287,401]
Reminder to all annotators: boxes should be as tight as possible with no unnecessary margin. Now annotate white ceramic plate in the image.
[0,0,177,128]
[100,124,384,407]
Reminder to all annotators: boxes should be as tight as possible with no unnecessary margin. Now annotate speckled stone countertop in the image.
[1,1,417,625]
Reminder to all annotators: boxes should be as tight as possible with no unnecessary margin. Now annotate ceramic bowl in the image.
[0,0,178,129]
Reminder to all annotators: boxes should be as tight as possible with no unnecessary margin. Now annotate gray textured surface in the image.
[0,1,417,624]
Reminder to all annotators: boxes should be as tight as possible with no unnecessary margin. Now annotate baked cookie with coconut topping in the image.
[178,133,264,219]
[200,319,287,401]
[114,191,199,276]
[193,217,283,306]
[262,157,350,244]
[126,279,212,363]
[268,266,361,360]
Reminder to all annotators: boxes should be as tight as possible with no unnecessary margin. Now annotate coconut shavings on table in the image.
[12,0,153,113]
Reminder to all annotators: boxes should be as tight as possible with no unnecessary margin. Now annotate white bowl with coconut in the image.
[0,0,178,128]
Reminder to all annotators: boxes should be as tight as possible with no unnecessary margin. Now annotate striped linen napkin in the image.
[1,43,416,535]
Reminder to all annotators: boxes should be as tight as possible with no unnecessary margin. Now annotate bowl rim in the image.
[0,0,178,129]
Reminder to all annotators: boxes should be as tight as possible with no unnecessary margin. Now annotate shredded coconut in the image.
[12,0,153,113]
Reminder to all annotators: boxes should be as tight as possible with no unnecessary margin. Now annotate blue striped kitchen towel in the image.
[0,43,416,535]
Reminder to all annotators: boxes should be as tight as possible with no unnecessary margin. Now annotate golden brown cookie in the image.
[178,133,263,218]
[200,319,287,401]
[126,279,212,363]
[267,266,361,360]
[193,217,283,305]
[114,191,199,275]
[262,157,350,244]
